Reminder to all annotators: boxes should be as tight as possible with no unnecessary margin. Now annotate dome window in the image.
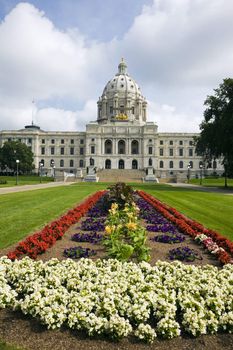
[121,78,124,81]
[131,85,134,88]
[111,85,114,88]
[121,84,124,88]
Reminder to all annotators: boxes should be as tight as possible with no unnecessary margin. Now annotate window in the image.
[60,159,64,167]
[60,147,64,155]
[105,140,112,154]
[189,140,193,146]
[160,140,163,145]
[79,160,84,167]
[179,140,183,145]
[169,161,173,169]
[70,139,74,144]
[61,139,64,144]
[160,160,164,168]
[131,140,139,154]
[189,149,193,156]
[149,139,152,142]
[51,139,55,144]
[51,147,55,155]
[70,147,74,155]
[40,159,44,166]
[169,140,173,145]
[91,146,95,154]
[179,161,183,169]
[91,138,95,142]
[80,147,84,155]
[148,158,153,166]
[41,147,45,155]
[148,146,153,155]
[8,138,12,142]
[42,139,45,144]
[70,160,74,167]
[28,138,32,144]
[159,148,164,156]
[118,140,126,154]
[80,139,84,144]
[110,106,113,114]
[132,107,135,114]
[179,148,183,156]
[189,161,193,168]
[169,148,173,156]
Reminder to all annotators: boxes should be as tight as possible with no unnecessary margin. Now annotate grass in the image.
[0,175,54,187]
[189,177,233,188]
[0,183,107,249]
[0,182,233,249]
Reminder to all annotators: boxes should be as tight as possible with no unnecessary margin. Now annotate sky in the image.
[0,0,232,133]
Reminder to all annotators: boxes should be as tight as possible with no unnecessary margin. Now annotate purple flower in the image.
[63,246,96,259]
[72,232,102,244]
[168,247,202,262]
[151,234,185,244]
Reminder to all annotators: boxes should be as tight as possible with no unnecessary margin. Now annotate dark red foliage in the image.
[7,190,106,260]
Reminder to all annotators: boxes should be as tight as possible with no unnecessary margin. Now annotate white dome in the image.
[102,59,142,98]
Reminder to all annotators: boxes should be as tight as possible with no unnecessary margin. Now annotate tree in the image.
[195,78,233,187]
[0,141,34,174]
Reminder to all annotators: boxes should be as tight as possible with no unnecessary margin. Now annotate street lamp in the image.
[16,159,19,185]
[187,163,191,183]
[199,164,203,185]
[39,162,43,183]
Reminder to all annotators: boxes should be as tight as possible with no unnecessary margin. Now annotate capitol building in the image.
[0,59,223,181]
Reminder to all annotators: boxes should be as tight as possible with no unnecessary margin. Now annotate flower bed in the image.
[0,256,232,343]
[7,190,106,260]
[137,191,233,265]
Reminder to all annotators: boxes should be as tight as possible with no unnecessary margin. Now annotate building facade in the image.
[0,59,223,180]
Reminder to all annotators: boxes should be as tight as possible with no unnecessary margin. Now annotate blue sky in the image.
[0,0,232,132]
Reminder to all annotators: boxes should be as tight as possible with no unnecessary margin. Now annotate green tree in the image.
[195,78,233,187]
[0,141,34,173]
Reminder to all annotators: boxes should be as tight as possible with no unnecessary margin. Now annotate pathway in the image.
[166,182,233,195]
[0,181,76,195]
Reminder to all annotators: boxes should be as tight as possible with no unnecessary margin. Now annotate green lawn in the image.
[189,177,233,188]
[0,183,233,249]
[0,183,107,248]
[0,175,54,187]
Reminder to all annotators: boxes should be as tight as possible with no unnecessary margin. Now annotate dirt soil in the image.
[0,205,232,350]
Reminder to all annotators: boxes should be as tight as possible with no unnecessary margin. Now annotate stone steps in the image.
[98,169,145,183]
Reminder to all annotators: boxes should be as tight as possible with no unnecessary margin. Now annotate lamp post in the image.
[187,163,191,183]
[16,159,19,185]
[199,164,203,185]
[39,162,43,183]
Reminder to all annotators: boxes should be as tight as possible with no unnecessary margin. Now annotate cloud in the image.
[0,1,233,133]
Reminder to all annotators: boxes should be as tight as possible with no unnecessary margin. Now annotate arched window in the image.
[160,160,163,168]
[131,140,139,154]
[79,160,84,168]
[179,161,183,169]
[105,159,111,169]
[105,140,112,154]
[118,159,124,169]
[118,140,126,154]
[169,161,173,169]
[148,158,153,166]
[90,157,95,166]
[189,161,193,168]
[70,160,74,167]
[132,159,138,169]
[60,159,64,167]
[40,159,44,166]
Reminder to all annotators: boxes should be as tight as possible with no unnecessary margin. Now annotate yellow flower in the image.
[126,222,137,230]
[105,225,113,234]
